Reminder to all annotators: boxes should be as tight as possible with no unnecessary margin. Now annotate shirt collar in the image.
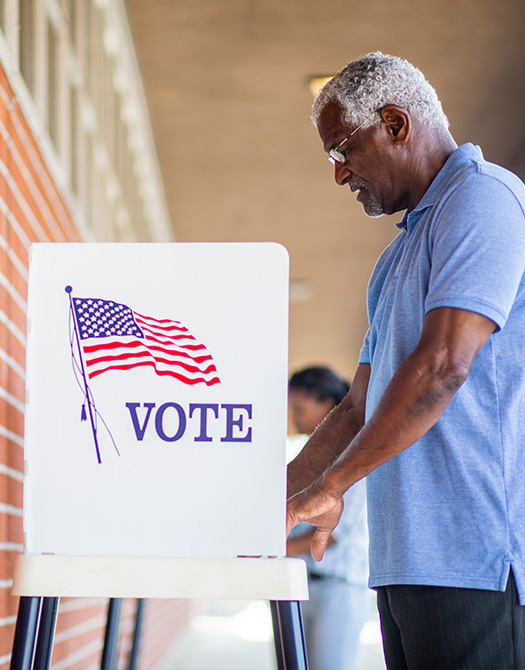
[397,143,484,233]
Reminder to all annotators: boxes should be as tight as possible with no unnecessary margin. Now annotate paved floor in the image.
[161,592,386,670]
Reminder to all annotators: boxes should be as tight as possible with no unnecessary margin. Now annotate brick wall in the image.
[0,65,190,669]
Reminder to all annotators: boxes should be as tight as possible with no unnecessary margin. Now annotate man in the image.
[287,52,525,669]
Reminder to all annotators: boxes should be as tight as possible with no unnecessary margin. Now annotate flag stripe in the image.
[83,340,213,364]
[84,350,217,375]
[138,329,197,344]
[134,312,186,327]
[134,313,189,333]
[88,359,220,385]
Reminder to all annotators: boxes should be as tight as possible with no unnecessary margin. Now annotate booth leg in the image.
[10,596,42,670]
[270,600,308,670]
[33,597,59,670]
[270,600,284,665]
[127,599,145,670]
[100,598,122,670]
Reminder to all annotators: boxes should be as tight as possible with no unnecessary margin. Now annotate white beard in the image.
[349,178,384,217]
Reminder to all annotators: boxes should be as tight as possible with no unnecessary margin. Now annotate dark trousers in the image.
[377,571,525,670]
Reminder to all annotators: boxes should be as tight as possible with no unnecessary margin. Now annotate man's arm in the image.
[287,306,496,561]
[287,362,370,498]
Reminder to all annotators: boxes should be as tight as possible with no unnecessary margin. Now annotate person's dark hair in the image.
[289,366,350,405]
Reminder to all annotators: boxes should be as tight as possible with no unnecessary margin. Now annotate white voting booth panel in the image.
[23,242,289,560]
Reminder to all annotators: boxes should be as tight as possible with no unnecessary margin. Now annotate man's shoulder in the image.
[438,154,525,218]
[454,146,525,196]
[435,144,525,205]
[476,159,525,200]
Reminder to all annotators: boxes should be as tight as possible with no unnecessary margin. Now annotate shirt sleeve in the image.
[425,173,525,331]
[359,328,371,364]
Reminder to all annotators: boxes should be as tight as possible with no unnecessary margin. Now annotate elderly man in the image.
[287,52,525,669]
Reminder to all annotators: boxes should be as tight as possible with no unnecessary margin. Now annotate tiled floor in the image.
[161,592,386,670]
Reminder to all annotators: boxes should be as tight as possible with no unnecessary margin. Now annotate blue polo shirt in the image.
[359,143,525,603]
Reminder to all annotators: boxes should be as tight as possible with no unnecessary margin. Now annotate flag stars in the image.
[73,297,144,340]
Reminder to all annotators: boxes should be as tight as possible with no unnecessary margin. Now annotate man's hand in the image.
[286,481,344,562]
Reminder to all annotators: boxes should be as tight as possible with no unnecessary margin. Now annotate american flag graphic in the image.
[71,297,221,386]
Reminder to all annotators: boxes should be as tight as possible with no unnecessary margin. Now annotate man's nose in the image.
[334,161,350,186]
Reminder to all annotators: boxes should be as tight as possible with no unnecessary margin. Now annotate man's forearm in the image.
[303,308,496,499]
[286,347,469,563]
[286,308,497,563]
[287,403,365,497]
[320,347,469,497]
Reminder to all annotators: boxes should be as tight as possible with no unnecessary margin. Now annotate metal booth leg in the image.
[34,597,60,670]
[127,599,145,670]
[101,598,122,670]
[10,596,42,670]
[270,600,308,670]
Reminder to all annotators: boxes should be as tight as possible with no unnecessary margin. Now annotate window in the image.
[0,0,172,242]
[47,17,59,148]
[0,1,6,33]
[19,0,34,93]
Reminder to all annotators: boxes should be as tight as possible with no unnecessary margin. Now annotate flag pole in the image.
[66,286,102,464]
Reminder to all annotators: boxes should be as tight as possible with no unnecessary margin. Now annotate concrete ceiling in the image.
[124,0,525,381]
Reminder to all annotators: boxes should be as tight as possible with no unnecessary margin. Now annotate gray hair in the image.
[311,52,449,136]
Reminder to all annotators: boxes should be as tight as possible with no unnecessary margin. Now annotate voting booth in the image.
[11,243,308,670]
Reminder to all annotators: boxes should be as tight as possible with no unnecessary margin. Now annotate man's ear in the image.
[380,105,411,144]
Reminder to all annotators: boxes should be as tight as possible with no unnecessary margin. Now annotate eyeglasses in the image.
[328,108,382,165]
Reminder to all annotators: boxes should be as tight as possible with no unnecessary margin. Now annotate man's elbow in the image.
[442,367,469,393]
[415,353,471,410]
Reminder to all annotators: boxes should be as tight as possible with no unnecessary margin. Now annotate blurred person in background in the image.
[288,366,369,670]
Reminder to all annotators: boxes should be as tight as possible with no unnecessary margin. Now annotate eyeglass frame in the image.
[328,107,383,165]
